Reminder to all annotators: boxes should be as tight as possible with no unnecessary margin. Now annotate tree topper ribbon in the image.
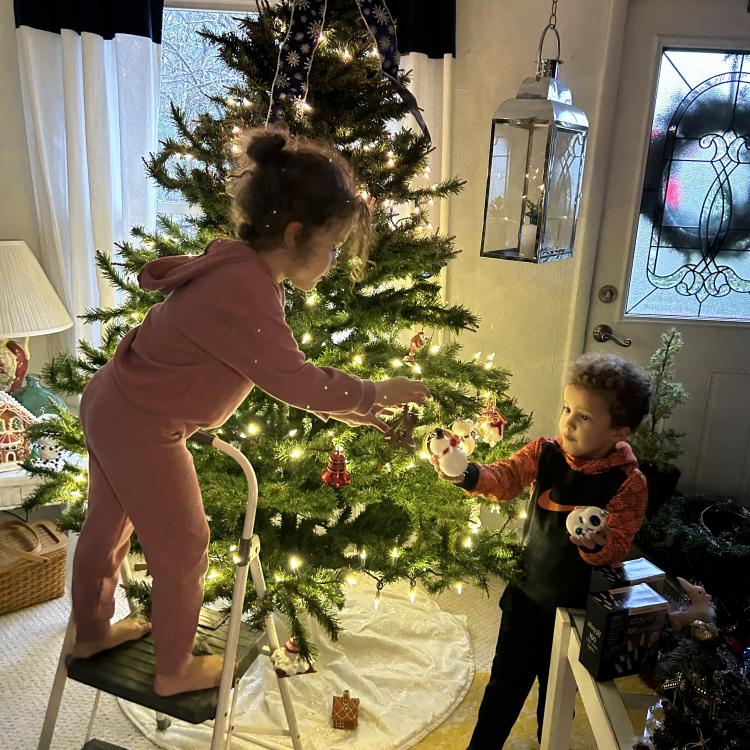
[266,0,431,145]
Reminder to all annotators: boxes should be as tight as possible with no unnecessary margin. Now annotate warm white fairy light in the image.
[429,344,440,355]
[340,48,352,61]
[305,292,319,307]
[413,364,422,375]
[409,581,416,605]
[473,351,482,360]
[405,461,416,470]
[352,354,364,366]
[229,544,238,552]
[71,490,82,498]
[289,448,304,460]
[247,422,261,435]
[301,332,313,344]
[390,359,403,368]
[418,450,430,460]
[288,429,298,437]
[385,157,395,169]
[456,582,463,595]
[463,537,473,549]
[345,575,358,586]
[360,549,368,563]
[76,474,86,482]
[519,509,528,520]
[207,569,219,580]
[289,555,302,571]
[390,547,400,562]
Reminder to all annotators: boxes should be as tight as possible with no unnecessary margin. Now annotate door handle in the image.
[592,324,631,347]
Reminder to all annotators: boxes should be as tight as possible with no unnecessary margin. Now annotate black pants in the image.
[469,586,557,749]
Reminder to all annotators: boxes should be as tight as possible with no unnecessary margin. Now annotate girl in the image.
[71,128,430,696]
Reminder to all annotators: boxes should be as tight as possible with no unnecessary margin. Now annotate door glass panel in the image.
[626,48,750,321]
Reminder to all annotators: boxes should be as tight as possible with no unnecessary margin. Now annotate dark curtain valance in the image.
[14,0,164,43]
[386,0,456,58]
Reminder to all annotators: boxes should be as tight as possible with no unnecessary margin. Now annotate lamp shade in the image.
[0,241,73,338]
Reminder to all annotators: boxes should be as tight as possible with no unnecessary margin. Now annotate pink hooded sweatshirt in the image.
[108,239,375,428]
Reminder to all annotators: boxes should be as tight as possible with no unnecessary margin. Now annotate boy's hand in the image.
[569,527,611,550]
[430,454,464,484]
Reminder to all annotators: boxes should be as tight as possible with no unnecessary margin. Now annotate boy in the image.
[432,353,652,748]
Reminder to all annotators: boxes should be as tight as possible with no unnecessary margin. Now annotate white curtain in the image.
[16,17,161,350]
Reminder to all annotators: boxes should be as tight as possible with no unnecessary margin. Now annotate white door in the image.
[586,0,750,500]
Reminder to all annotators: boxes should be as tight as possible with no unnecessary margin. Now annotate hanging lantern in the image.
[480,0,588,263]
[322,449,351,489]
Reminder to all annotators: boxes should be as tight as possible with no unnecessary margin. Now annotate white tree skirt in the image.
[120,579,474,749]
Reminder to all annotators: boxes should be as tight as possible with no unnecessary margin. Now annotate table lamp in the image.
[0,240,73,393]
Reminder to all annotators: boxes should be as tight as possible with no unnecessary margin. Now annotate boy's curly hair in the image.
[567,353,652,431]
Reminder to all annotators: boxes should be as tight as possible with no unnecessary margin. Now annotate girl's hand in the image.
[569,527,610,550]
[330,410,389,432]
[430,454,465,483]
[373,377,430,408]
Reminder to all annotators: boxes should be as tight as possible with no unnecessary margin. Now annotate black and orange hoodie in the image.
[458,437,648,612]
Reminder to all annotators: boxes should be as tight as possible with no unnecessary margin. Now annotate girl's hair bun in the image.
[245,129,288,164]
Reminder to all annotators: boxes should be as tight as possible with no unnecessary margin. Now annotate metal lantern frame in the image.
[480,4,589,264]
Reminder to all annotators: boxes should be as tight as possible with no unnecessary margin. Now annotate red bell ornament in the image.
[322,449,351,489]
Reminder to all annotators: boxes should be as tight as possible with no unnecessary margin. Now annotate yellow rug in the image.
[411,673,651,749]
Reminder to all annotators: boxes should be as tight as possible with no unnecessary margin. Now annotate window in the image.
[626,48,750,322]
[158,4,253,229]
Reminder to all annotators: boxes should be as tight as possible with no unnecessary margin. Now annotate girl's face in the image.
[558,384,630,459]
[287,218,353,292]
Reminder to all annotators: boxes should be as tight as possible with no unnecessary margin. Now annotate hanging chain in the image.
[548,0,558,28]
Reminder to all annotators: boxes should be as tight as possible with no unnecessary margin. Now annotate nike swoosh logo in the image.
[537,488,578,512]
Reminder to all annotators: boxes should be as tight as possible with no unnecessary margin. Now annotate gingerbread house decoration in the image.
[331,690,360,731]
[0,392,36,471]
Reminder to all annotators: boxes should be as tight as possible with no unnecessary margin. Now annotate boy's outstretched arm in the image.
[456,437,547,503]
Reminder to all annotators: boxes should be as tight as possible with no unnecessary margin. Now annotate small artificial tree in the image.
[22,0,531,659]
[629,328,689,472]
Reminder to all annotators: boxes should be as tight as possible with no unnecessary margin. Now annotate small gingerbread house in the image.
[0,391,36,471]
[331,690,359,731]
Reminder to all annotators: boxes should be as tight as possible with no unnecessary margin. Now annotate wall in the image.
[0,0,54,371]
[446,0,620,436]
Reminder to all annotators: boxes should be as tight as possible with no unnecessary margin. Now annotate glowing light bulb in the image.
[463,537,473,549]
[288,429,299,437]
[247,422,261,435]
[340,48,352,61]
[289,556,302,571]
[429,345,440,355]
[290,448,304,460]
[360,549,368,563]
[207,570,219,580]
[456,582,463,595]
[352,354,364,365]
[390,359,403,368]
[390,547,399,561]
[301,332,313,344]
[346,575,358,586]
[418,451,430,460]
[305,293,319,307]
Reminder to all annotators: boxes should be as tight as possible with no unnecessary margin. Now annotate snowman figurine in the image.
[427,428,469,478]
[566,506,609,541]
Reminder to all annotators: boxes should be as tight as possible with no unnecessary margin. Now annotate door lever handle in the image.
[592,324,632,347]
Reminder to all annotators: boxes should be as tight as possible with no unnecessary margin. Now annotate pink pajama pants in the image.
[72,368,210,675]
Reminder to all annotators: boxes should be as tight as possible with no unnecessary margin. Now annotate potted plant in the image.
[629,328,689,516]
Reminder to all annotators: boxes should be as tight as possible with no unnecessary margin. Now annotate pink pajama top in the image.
[108,239,376,428]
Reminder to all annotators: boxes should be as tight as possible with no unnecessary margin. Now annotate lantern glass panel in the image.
[543,127,586,260]
[482,120,550,260]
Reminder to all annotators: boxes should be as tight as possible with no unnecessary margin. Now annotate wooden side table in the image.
[541,608,656,749]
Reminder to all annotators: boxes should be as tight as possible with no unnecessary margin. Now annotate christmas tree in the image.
[24,0,530,658]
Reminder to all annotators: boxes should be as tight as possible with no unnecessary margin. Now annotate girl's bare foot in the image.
[72,617,151,659]
[153,654,225,696]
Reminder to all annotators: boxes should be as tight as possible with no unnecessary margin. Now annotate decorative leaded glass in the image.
[158,9,245,210]
[626,48,750,321]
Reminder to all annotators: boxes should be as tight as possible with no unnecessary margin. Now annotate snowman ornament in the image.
[427,428,469,478]
[566,506,609,541]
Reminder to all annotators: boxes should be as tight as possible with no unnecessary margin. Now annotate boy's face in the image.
[559,384,631,459]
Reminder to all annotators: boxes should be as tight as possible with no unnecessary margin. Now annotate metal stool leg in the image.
[37,615,76,750]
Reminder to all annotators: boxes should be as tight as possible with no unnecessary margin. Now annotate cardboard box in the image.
[589,557,665,594]
[579,583,668,681]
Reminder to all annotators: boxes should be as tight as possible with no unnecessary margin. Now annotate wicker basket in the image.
[0,520,67,615]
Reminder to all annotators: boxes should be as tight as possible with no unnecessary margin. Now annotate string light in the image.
[418,450,431,460]
[409,580,416,605]
[405,461,416,470]
[288,429,299,437]
[229,544,238,552]
[289,448,304,460]
[390,547,400,563]
[352,354,364,366]
[360,549,368,565]
[301,332,313,344]
[463,537,473,549]
[247,422,261,435]
[455,582,463,595]
[207,569,219,580]
[429,345,440,355]
[412,364,422,374]
[340,48,352,61]
[345,575,358,586]
[473,351,482,360]
[519,509,528,519]
[289,555,302,571]
[305,293,319,307]
[374,588,381,610]
[390,359,403,368]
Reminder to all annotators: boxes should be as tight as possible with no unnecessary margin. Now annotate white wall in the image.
[0,0,54,372]
[446,0,621,437]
